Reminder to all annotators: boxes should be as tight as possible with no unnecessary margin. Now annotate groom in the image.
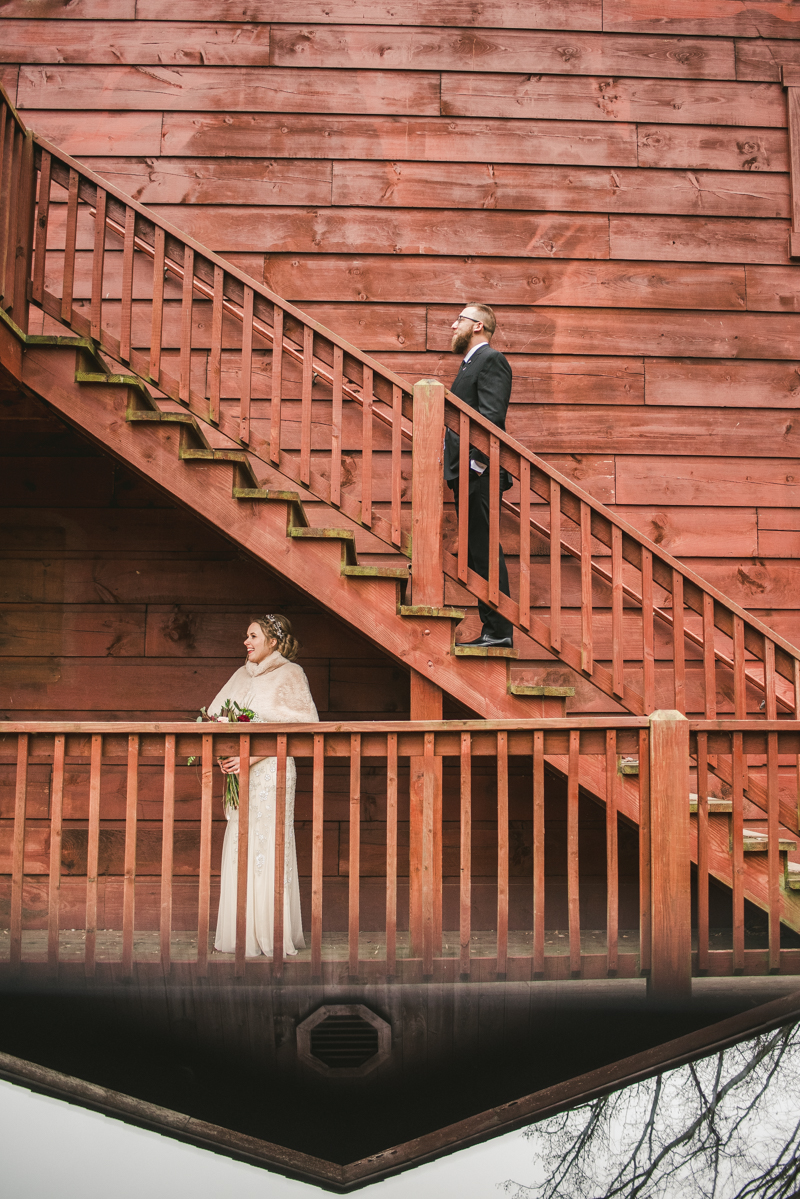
[444,302,514,649]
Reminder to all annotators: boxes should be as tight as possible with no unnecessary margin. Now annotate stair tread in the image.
[454,645,519,658]
[399,605,465,619]
[508,684,575,696]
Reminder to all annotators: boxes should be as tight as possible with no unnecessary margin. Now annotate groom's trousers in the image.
[449,469,513,642]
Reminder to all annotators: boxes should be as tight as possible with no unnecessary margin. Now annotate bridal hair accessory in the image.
[263,613,283,640]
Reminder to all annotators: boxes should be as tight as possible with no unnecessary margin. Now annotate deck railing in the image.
[2,717,799,992]
[2,85,800,726]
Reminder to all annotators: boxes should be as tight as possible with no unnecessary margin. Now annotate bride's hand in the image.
[218,756,240,775]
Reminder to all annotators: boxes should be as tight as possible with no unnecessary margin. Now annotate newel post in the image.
[411,379,445,608]
[648,710,692,1004]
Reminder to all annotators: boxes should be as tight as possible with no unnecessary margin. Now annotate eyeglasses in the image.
[457,312,480,323]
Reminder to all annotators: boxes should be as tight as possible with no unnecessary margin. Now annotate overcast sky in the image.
[0,1077,542,1199]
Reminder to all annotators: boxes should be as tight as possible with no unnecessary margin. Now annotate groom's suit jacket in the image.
[443,342,513,490]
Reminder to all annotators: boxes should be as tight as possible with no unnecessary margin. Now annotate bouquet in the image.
[188,700,257,809]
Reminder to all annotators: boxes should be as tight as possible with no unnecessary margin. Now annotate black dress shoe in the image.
[457,634,514,648]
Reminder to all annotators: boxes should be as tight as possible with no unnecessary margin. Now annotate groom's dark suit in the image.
[444,342,514,643]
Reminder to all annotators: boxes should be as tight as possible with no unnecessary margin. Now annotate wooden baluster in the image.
[638,728,651,975]
[497,730,509,977]
[611,524,624,698]
[764,638,777,721]
[696,732,709,974]
[767,731,780,972]
[641,548,655,712]
[330,344,343,506]
[457,411,470,584]
[3,126,22,311]
[269,306,283,465]
[518,457,531,631]
[46,733,65,977]
[732,732,745,973]
[672,570,686,714]
[119,206,135,363]
[702,593,717,719]
[580,501,593,674]
[240,283,253,443]
[235,734,250,977]
[349,733,361,978]
[733,615,746,718]
[606,730,618,976]
[459,731,472,979]
[532,729,545,977]
[273,733,287,978]
[300,325,313,485]
[549,479,561,652]
[179,245,194,403]
[648,712,691,1001]
[208,264,223,424]
[60,167,79,324]
[361,364,373,527]
[391,384,403,547]
[159,734,175,972]
[568,729,581,977]
[31,148,51,305]
[422,730,436,976]
[149,225,165,385]
[0,108,10,294]
[89,186,106,341]
[122,733,139,979]
[10,733,28,974]
[311,731,324,978]
[196,732,213,976]
[13,130,35,333]
[85,733,102,978]
[386,732,398,977]
[488,434,501,607]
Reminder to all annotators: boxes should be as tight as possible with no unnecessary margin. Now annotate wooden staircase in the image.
[1,83,800,943]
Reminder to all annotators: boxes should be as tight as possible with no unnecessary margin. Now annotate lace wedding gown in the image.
[207,649,319,958]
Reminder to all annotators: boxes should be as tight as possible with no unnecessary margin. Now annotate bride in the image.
[208,614,319,958]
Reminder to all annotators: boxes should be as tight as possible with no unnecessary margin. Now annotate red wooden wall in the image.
[3,1,799,709]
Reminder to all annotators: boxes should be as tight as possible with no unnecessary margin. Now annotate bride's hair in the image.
[255,613,299,662]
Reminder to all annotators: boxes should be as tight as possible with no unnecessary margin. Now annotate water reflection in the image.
[504,1021,800,1199]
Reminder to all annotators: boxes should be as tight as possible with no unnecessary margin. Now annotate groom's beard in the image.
[451,329,472,354]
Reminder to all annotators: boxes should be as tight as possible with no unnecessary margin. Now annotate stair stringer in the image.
[14,334,546,722]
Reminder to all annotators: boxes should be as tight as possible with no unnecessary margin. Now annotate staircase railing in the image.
[2,84,799,728]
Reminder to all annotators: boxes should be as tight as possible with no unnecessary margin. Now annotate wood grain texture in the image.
[270,26,736,79]
[508,404,800,456]
[95,205,610,257]
[161,113,639,165]
[23,110,163,156]
[379,352,646,404]
[609,214,790,264]
[744,266,800,310]
[643,358,800,406]
[637,124,786,170]
[133,1,604,28]
[0,22,271,65]
[0,1,134,15]
[332,161,790,218]
[426,306,800,359]
[734,37,800,81]
[263,255,745,309]
[17,65,441,115]
[615,457,800,506]
[84,157,332,206]
[442,75,783,127]
[604,0,800,39]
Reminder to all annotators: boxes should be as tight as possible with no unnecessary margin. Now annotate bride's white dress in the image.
[206,648,319,959]
[214,756,305,957]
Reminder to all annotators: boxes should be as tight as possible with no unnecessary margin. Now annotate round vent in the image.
[296,1004,391,1077]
